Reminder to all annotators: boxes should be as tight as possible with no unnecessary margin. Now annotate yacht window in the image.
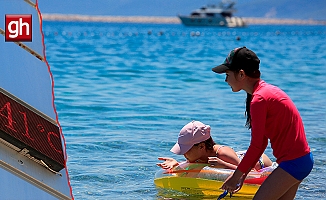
[191,12,200,16]
[221,12,232,17]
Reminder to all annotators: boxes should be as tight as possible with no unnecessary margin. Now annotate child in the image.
[157,120,272,171]
[212,47,313,199]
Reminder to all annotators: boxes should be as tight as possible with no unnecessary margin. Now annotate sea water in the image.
[43,21,326,199]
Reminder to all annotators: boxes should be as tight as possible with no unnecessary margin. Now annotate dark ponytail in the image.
[244,69,260,129]
[231,68,260,129]
[245,93,252,129]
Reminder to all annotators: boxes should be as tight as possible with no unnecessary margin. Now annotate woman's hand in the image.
[220,169,244,195]
[156,157,179,169]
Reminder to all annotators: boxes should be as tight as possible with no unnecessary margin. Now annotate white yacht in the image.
[178,0,246,27]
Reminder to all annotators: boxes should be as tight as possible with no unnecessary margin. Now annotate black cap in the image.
[212,47,260,74]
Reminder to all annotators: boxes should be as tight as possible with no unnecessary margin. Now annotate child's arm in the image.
[217,146,241,166]
[157,157,179,169]
[208,157,238,170]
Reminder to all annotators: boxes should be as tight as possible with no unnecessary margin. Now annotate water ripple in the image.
[44,21,326,199]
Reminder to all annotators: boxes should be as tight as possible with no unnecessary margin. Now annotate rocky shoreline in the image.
[42,14,326,25]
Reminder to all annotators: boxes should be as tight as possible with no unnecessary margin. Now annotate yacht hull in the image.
[179,15,228,27]
[179,16,245,27]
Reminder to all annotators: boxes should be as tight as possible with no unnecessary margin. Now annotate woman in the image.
[157,120,272,171]
[211,47,313,199]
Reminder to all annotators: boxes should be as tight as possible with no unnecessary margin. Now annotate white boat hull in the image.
[179,16,246,27]
[179,15,228,27]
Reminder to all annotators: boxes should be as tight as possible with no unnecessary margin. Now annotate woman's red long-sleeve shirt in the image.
[237,80,310,173]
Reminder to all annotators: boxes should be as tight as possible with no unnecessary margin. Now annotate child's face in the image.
[183,143,205,163]
[225,70,242,92]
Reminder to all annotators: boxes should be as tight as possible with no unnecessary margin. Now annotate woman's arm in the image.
[238,95,269,173]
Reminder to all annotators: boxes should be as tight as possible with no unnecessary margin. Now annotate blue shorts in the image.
[279,152,314,181]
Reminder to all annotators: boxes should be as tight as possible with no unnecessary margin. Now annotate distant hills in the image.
[39,0,326,21]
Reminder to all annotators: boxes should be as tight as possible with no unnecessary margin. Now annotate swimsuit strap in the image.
[258,157,265,169]
[236,150,265,169]
[216,145,225,155]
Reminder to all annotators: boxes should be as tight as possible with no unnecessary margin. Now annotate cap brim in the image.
[212,64,229,74]
[170,143,192,155]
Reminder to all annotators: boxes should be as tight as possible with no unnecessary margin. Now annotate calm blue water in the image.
[43,21,326,199]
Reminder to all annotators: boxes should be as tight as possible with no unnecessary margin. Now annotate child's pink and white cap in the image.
[170,120,211,155]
